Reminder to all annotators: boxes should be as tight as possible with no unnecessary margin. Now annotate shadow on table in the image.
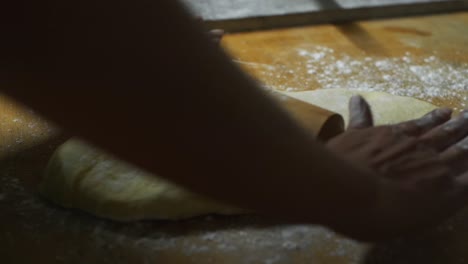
[363,207,468,264]
[315,0,341,10]
[335,22,389,56]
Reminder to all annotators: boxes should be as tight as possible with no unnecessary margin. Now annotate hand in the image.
[195,16,224,44]
[326,95,468,241]
[207,29,224,44]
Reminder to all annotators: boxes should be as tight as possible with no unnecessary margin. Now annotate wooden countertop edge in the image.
[205,2,468,32]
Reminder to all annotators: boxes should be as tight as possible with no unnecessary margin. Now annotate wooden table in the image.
[1,12,468,264]
[223,12,468,111]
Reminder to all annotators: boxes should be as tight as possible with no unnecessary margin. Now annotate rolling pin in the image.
[273,91,344,141]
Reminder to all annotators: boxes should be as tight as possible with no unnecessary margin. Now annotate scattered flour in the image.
[3,46,467,262]
[0,173,366,263]
[241,45,468,111]
[298,47,468,108]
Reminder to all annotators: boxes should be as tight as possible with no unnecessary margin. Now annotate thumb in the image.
[348,95,374,130]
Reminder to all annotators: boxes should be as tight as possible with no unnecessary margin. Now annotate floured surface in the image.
[2,133,468,264]
[1,174,368,264]
[282,89,437,126]
[223,13,468,111]
[233,46,468,111]
[0,94,58,159]
[3,12,468,264]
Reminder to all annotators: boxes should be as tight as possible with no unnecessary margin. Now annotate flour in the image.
[296,47,468,105]
[1,170,367,263]
[245,46,468,111]
[4,44,466,262]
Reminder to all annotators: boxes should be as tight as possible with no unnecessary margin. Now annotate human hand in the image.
[195,16,224,44]
[326,96,468,241]
[207,29,224,44]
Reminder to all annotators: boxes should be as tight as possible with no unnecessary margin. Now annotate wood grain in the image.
[223,12,468,111]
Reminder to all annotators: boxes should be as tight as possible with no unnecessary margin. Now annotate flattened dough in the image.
[39,89,437,221]
[39,139,242,221]
[282,89,437,127]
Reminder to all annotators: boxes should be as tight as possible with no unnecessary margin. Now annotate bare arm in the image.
[3,1,468,241]
[0,0,376,226]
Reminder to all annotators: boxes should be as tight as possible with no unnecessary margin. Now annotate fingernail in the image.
[456,137,468,150]
[442,110,468,131]
[444,120,459,131]
[460,143,468,150]
[436,108,453,117]
[350,95,363,106]
[462,110,468,119]
[415,114,434,126]
[210,29,225,36]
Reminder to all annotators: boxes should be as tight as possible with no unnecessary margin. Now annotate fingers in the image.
[455,169,468,187]
[209,29,224,44]
[209,29,224,37]
[452,170,468,205]
[194,16,224,44]
[348,95,374,130]
[440,135,468,173]
[419,111,468,151]
[372,136,421,168]
[393,108,452,137]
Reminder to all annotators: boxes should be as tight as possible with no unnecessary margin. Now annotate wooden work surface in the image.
[223,12,468,111]
[2,12,468,264]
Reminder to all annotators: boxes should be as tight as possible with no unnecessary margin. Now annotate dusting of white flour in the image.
[238,46,468,111]
[3,45,468,263]
[0,174,366,263]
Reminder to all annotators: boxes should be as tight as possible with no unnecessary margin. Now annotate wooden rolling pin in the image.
[273,91,345,141]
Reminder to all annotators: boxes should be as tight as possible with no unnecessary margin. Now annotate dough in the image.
[39,139,242,221]
[281,89,437,127]
[39,89,437,222]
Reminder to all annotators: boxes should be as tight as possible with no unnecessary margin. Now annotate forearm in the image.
[0,0,377,225]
